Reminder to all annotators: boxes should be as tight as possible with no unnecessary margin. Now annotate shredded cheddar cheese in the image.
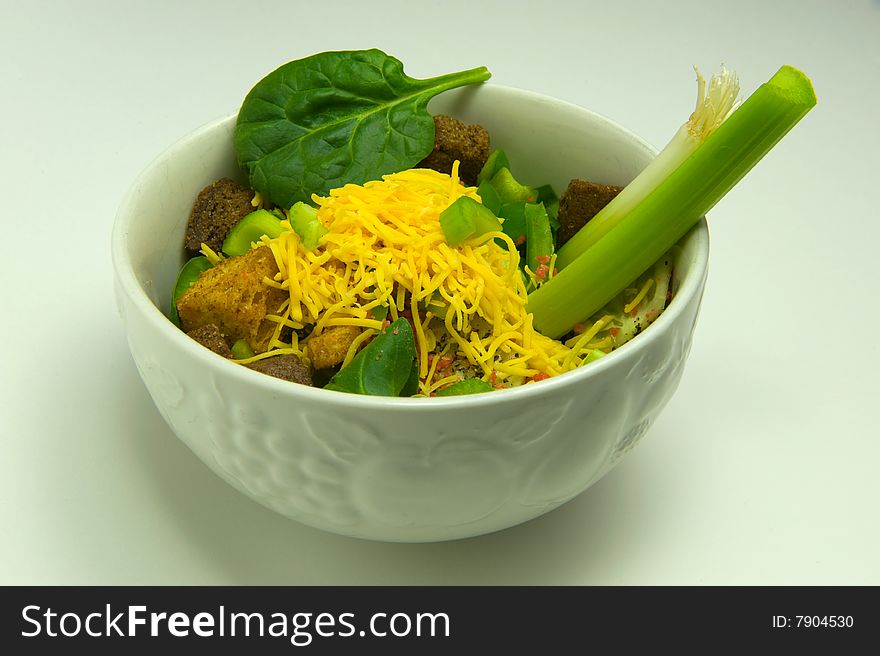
[624,277,655,315]
[250,163,603,393]
[200,242,225,266]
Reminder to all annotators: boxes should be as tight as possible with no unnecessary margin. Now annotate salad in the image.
[168,49,815,397]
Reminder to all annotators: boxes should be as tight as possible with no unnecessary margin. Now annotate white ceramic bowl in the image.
[112,85,709,542]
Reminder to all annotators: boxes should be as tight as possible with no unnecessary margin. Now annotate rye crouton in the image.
[307,325,361,370]
[186,323,233,358]
[417,115,490,186]
[184,178,255,253]
[176,246,287,353]
[556,179,624,247]
[247,355,313,386]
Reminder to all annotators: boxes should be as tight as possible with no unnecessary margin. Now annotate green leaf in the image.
[435,378,494,396]
[235,49,491,208]
[401,359,420,397]
[324,318,418,396]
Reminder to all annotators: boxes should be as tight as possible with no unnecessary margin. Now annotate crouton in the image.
[176,246,287,353]
[417,115,490,186]
[184,177,255,253]
[247,355,313,386]
[555,179,624,248]
[307,325,361,370]
[186,324,233,358]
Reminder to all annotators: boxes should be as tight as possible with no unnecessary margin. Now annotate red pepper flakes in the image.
[535,254,551,265]
[489,370,498,385]
[436,356,454,370]
[381,319,391,329]
[610,327,619,337]
[573,323,584,334]
[535,264,549,281]
[515,235,526,246]
[531,372,550,382]
[552,267,558,277]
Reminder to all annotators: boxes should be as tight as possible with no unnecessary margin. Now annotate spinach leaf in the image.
[235,49,491,208]
[401,359,420,398]
[435,378,494,396]
[324,318,418,397]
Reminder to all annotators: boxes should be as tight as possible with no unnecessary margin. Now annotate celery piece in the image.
[478,149,510,183]
[524,203,554,277]
[440,201,477,245]
[528,65,816,338]
[289,202,328,249]
[231,339,255,359]
[221,209,285,256]
[534,184,560,226]
[583,349,606,364]
[477,179,503,215]
[498,201,527,243]
[440,196,503,246]
[169,256,212,325]
[490,167,536,203]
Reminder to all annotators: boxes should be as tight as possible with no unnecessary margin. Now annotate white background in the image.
[1,0,877,584]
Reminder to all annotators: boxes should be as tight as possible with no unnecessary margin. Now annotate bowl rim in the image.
[111,84,709,411]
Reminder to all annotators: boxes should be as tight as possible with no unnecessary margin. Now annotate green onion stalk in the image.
[555,66,742,270]
[527,65,816,338]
